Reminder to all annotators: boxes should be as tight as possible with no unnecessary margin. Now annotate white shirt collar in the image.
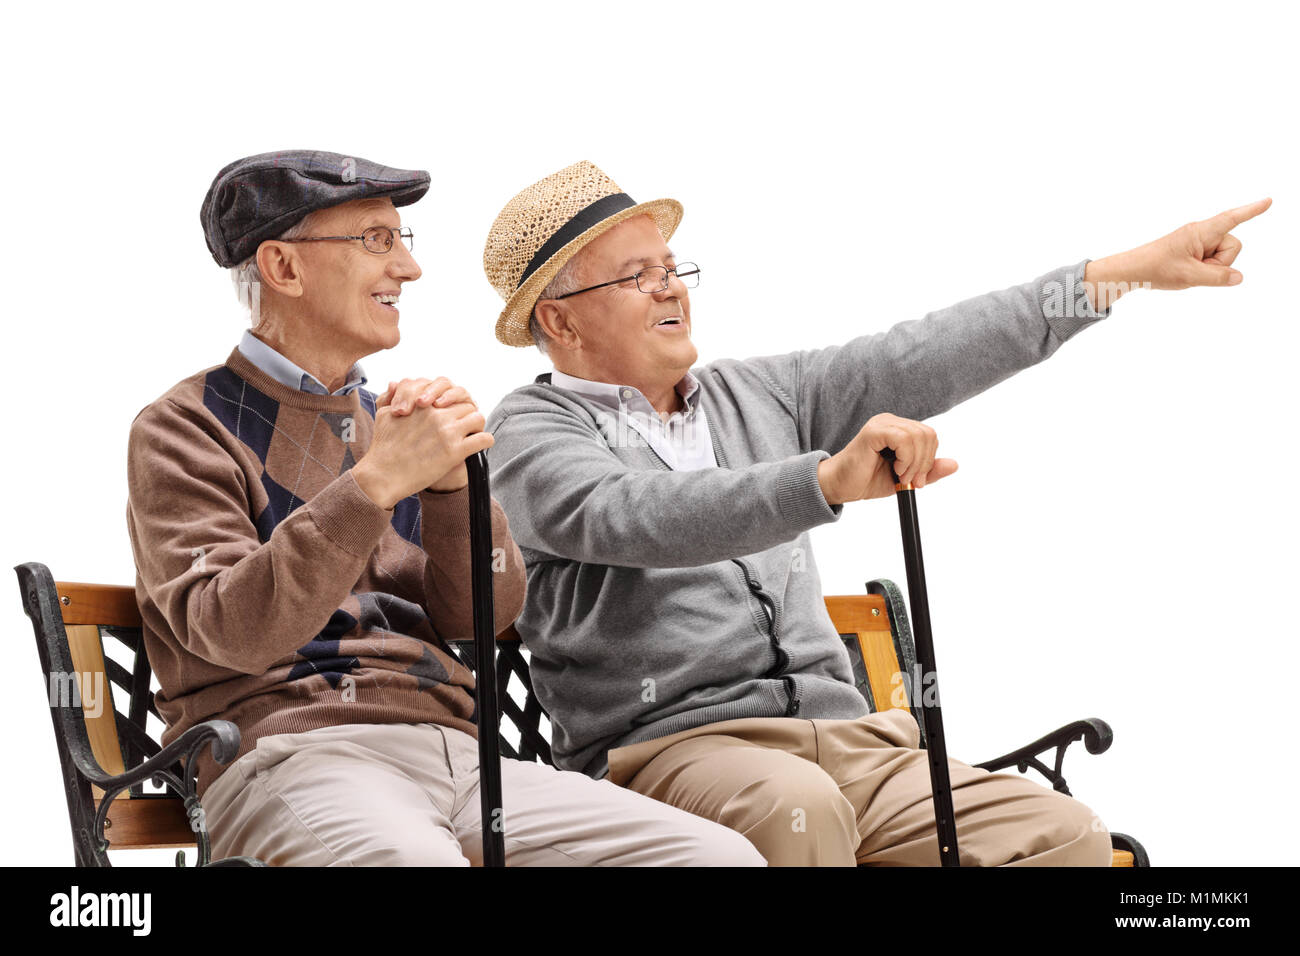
[549,368,703,418]
[238,329,367,396]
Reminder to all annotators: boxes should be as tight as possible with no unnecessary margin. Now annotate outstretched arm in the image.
[743,196,1271,459]
[735,259,1109,458]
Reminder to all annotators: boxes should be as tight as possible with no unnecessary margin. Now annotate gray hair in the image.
[529,251,589,354]
[229,210,325,320]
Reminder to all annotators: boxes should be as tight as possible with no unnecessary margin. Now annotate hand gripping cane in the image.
[466,451,506,867]
[878,447,960,867]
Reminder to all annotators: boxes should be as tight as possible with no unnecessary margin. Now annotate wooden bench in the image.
[17,561,1146,866]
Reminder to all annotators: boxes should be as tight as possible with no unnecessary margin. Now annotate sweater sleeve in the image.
[487,404,840,569]
[740,259,1113,457]
[417,486,526,640]
[126,397,393,674]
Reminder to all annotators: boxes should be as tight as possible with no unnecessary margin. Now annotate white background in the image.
[2,0,1294,867]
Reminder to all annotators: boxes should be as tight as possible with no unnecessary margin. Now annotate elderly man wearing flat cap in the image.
[468,160,1270,866]
[123,150,763,866]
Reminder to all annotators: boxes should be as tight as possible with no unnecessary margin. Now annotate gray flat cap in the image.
[200,149,430,267]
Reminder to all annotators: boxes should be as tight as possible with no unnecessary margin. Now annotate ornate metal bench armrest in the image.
[82,719,257,867]
[972,718,1113,796]
[74,719,240,792]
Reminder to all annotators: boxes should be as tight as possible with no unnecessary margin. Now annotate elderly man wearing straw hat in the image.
[123,150,765,867]
[466,161,1269,866]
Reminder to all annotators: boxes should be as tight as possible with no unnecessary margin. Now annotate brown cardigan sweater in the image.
[125,348,525,797]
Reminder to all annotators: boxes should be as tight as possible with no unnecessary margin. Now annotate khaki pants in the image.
[607,710,1113,867]
[200,721,765,866]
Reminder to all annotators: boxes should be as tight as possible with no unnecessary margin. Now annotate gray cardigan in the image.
[485,259,1111,777]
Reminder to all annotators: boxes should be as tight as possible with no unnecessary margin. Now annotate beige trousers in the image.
[199,721,765,866]
[607,710,1114,867]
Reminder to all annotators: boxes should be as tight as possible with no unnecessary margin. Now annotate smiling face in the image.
[534,214,695,405]
[257,196,422,359]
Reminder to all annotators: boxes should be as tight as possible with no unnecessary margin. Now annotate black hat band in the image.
[517,192,636,290]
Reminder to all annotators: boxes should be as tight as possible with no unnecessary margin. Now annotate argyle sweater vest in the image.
[125,348,525,797]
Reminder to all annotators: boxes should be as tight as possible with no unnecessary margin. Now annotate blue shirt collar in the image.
[238,329,368,396]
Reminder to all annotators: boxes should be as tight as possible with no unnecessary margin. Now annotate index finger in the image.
[1208,197,1272,232]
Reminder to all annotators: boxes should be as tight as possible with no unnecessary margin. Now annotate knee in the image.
[1073,807,1117,867]
[739,767,858,866]
[1035,796,1114,867]
[684,822,769,867]
[616,802,767,866]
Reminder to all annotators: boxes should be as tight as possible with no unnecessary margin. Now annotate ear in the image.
[255,241,305,299]
[534,299,582,351]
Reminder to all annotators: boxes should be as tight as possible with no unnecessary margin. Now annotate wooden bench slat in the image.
[64,623,126,784]
[97,797,196,850]
[56,581,142,628]
[857,630,909,713]
[823,594,891,633]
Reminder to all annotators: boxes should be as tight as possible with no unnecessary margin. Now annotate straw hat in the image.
[484,161,683,347]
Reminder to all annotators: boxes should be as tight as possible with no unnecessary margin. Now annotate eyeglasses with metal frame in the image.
[549,261,700,300]
[281,225,414,255]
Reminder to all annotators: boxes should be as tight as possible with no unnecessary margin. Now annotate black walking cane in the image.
[466,451,506,867]
[879,447,960,867]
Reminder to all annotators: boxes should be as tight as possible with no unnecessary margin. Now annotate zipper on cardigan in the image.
[734,558,791,683]
[699,395,798,715]
[783,676,801,716]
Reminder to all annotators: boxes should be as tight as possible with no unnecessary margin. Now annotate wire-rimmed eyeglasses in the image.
[281,225,414,255]
[549,262,700,300]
